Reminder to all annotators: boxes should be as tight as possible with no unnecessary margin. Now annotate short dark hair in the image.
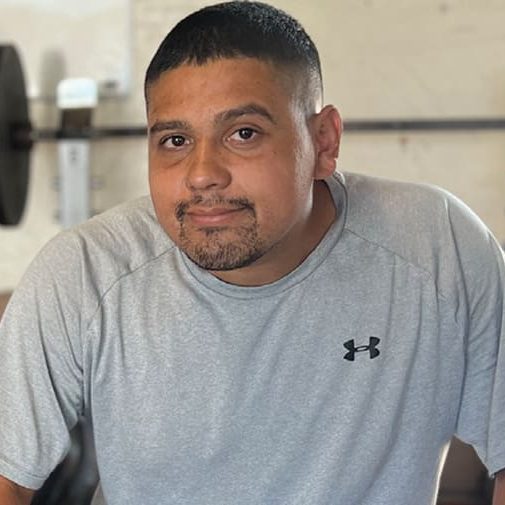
[144,1,322,108]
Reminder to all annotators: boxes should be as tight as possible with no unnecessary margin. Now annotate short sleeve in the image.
[451,199,505,476]
[0,231,85,489]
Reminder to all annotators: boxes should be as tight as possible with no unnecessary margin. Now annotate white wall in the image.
[1,0,504,290]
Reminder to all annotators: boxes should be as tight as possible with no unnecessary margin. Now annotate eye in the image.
[160,135,188,148]
[229,127,259,142]
[237,128,255,140]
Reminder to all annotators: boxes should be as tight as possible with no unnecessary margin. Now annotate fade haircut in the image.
[144,1,323,112]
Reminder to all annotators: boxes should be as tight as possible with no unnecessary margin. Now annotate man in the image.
[0,2,504,504]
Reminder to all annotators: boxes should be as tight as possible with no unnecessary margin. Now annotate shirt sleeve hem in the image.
[486,450,505,478]
[0,457,46,490]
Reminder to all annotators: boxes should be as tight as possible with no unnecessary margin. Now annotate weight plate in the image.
[0,45,30,225]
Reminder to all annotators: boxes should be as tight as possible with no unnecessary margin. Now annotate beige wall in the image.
[0,0,504,290]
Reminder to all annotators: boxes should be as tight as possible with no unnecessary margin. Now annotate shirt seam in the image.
[343,226,452,304]
[83,244,177,333]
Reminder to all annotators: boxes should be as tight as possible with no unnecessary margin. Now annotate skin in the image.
[494,471,505,505]
[0,475,34,504]
[147,57,342,286]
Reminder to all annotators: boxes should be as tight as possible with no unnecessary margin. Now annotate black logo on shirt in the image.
[343,337,381,361]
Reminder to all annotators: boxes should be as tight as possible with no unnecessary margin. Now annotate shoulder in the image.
[20,196,176,310]
[342,171,478,230]
[72,195,173,262]
[341,171,493,255]
[339,172,503,298]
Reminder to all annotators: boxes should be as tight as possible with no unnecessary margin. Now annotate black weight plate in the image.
[0,45,30,225]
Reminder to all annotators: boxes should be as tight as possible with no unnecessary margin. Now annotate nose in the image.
[185,140,231,191]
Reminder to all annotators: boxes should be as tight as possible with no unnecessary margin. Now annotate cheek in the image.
[149,154,187,207]
[149,170,183,237]
[251,153,315,231]
[254,147,314,205]
[249,174,309,230]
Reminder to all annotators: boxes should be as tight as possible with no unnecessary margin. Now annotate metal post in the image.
[56,78,97,228]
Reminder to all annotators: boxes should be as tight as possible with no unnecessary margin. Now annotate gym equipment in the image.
[0,46,30,225]
[57,78,98,228]
[2,44,505,226]
[0,45,145,226]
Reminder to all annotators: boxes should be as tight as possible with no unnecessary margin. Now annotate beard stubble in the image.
[175,195,268,271]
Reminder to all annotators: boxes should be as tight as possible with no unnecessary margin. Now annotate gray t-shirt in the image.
[0,172,504,505]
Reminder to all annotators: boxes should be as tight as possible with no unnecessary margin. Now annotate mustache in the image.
[175,195,255,222]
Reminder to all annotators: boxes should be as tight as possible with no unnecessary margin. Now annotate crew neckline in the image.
[179,172,348,299]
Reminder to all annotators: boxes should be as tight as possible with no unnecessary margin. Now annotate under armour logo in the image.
[343,337,381,361]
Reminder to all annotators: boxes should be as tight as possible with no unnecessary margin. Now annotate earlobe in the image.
[312,105,343,179]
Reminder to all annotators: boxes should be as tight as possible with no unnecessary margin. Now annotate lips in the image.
[185,206,248,226]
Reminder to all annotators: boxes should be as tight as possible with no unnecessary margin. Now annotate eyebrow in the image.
[214,103,277,125]
[149,103,276,136]
[149,120,192,135]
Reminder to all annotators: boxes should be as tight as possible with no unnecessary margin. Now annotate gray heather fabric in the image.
[0,172,504,505]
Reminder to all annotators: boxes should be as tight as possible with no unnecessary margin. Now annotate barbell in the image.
[0,45,147,226]
[2,44,505,227]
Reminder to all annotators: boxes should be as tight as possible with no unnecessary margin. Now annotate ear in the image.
[310,105,343,180]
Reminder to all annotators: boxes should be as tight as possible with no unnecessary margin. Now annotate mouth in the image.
[176,196,255,227]
[185,206,249,227]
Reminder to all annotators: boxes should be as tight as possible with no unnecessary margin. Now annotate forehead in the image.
[146,58,299,118]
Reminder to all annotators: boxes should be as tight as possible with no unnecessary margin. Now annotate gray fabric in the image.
[0,172,504,505]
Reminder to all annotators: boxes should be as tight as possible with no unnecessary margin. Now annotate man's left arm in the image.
[443,194,505,486]
[493,470,505,505]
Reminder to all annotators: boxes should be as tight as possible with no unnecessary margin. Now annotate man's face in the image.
[147,57,328,283]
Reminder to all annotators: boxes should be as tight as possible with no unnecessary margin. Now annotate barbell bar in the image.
[2,44,505,227]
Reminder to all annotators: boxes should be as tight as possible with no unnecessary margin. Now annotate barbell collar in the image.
[10,122,34,151]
